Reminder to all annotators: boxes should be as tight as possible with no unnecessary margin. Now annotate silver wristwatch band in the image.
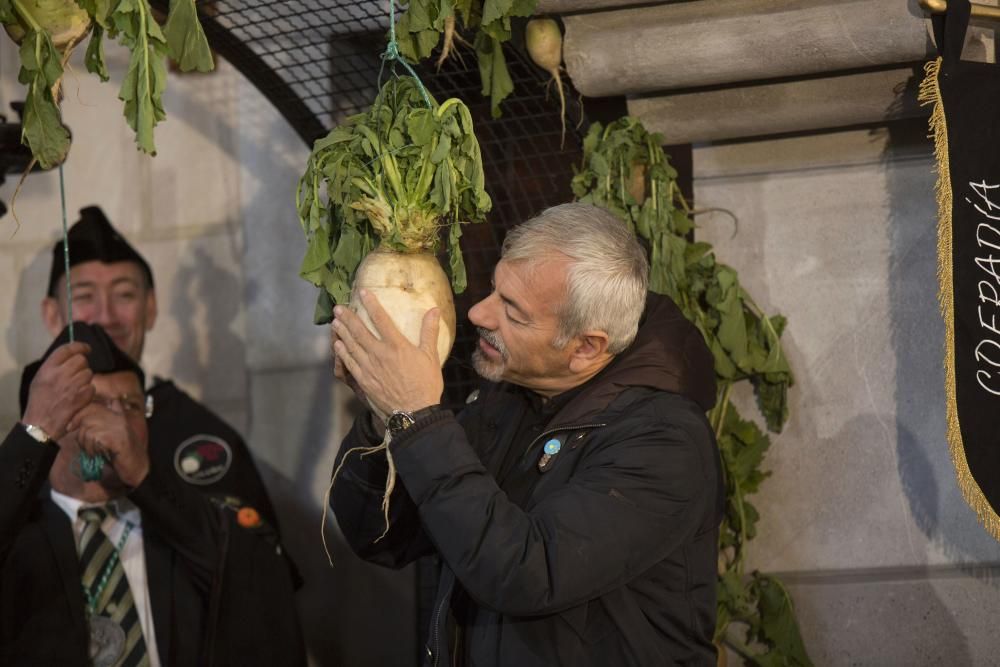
[22,423,52,444]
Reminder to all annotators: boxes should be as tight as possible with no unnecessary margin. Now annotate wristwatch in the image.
[21,423,52,445]
[386,405,440,438]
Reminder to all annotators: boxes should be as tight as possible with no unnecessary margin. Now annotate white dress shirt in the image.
[50,490,162,667]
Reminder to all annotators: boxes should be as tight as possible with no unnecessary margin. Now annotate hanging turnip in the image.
[525,17,566,147]
[297,76,491,558]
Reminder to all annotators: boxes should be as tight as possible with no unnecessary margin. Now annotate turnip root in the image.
[525,18,566,147]
[351,249,458,390]
[435,14,471,70]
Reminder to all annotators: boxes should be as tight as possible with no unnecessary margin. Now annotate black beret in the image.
[19,323,145,416]
[47,206,154,297]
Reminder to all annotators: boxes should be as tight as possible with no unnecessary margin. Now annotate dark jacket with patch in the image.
[332,292,725,666]
[147,380,278,527]
[0,425,304,667]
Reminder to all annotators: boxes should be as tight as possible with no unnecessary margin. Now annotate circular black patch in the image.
[174,435,233,485]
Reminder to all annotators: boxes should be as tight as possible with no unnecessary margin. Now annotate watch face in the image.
[388,411,415,435]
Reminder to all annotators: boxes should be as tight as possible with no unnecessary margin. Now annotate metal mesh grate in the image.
[163,0,591,406]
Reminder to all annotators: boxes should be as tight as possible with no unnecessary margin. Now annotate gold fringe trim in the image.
[919,57,1000,541]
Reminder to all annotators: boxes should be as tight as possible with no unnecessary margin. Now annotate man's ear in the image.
[568,330,611,373]
[144,289,158,331]
[41,296,65,337]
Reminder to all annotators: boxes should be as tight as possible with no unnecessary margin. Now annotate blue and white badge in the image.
[538,437,564,472]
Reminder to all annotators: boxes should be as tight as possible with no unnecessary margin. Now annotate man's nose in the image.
[468,295,496,329]
[93,294,117,328]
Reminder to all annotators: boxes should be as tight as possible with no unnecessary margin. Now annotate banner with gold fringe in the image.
[919,0,1000,540]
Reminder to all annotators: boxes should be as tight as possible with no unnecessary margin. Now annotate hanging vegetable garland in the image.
[0,0,215,170]
[394,0,537,118]
[572,116,810,666]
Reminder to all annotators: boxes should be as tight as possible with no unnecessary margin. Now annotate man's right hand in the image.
[331,321,368,403]
[22,342,94,441]
[332,322,386,439]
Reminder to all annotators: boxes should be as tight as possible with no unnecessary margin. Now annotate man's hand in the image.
[22,342,94,441]
[331,321,368,405]
[68,403,150,488]
[331,289,444,419]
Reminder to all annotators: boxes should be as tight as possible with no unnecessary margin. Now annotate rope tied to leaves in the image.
[379,0,433,110]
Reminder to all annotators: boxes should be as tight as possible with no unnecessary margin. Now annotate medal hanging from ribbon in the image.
[920,0,1000,540]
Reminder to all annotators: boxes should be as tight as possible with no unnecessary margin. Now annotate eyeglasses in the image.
[92,394,155,418]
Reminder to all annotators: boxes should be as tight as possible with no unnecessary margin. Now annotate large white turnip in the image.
[298,76,491,561]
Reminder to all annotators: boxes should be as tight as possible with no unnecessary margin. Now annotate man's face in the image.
[43,261,157,362]
[54,371,148,496]
[467,257,578,396]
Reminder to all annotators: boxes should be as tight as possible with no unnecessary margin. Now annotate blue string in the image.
[59,165,73,342]
[59,164,107,481]
[381,0,433,109]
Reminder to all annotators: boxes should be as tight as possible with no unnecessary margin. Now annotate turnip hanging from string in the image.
[296,75,491,562]
[525,17,566,147]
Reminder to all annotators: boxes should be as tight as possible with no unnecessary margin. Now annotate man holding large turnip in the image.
[331,202,724,666]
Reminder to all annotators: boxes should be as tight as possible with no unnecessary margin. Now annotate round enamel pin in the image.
[538,438,563,472]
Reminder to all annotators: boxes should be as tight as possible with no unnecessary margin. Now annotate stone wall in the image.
[693,120,1000,665]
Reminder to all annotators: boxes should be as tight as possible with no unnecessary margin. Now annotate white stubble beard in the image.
[472,327,509,382]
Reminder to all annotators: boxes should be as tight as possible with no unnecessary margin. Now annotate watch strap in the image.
[387,405,442,438]
[21,422,52,445]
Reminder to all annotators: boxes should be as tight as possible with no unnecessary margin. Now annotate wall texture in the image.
[693,120,1000,665]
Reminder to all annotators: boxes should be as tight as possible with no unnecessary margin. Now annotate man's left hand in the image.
[332,289,444,419]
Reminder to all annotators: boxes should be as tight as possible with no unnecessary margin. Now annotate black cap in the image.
[47,206,154,297]
[19,323,145,416]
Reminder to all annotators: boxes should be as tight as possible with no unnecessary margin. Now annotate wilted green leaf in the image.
[164,0,214,72]
[18,33,70,169]
[85,25,110,81]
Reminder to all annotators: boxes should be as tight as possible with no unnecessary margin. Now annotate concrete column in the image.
[628,66,927,144]
[562,0,932,97]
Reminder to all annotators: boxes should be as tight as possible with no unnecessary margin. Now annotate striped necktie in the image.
[78,505,150,667]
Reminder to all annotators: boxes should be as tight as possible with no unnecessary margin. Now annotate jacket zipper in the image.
[430,574,455,667]
[429,422,608,664]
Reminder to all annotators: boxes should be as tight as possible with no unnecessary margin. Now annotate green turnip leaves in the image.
[297,76,491,323]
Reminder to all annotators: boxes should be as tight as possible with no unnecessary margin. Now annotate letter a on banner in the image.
[920,0,1000,539]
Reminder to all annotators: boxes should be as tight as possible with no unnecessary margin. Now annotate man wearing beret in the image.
[40,206,281,535]
[1,324,304,666]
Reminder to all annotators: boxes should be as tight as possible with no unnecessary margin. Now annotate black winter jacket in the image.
[332,293,724,666]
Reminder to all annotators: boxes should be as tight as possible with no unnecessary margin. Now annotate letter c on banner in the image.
[977,370,1000,396]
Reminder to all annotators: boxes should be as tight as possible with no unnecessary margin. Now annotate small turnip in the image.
[525,18,566,147]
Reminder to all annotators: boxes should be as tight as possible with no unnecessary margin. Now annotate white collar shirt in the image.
[50,489,162,667]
